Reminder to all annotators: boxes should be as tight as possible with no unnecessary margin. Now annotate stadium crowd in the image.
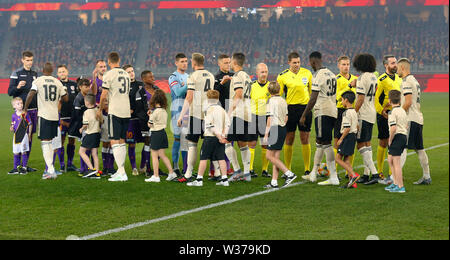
[3,8,448,72]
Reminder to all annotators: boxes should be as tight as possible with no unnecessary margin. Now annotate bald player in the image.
[397,58,431,185]
[24,62,68,179]
[248,63,271,178]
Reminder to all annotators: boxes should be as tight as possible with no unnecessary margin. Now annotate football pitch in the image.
[0,93,448,240]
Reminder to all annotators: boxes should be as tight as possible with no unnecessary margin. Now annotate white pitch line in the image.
[77,142,448,240]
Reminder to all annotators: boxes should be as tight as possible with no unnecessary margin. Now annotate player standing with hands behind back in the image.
[24,62,68,179]
[97,52,131,182]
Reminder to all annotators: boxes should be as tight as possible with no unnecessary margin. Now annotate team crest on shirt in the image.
[71,86,75,91]
[302,78,308,85]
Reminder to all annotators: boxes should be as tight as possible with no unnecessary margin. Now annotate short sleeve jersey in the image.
[187,69,215,120]
[102,68,131,118]
[388,106,408,136]
[149,107,168,131]
[375,73,402,115]
[356,72,378,124]
[311,68,338,118]
[250,81,271,116]
[204,104,230,137]
[336,73,358,108]
[82,107,101,134]
[340,108,358,134]
[277,67,312,105]
[229,70,252,122]
[401,75,423,125]
[266,96,288,127]
[31,76,67,121]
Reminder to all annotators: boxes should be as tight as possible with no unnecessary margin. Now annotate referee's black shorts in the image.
[377,113,390,140]
[286,104,312,133]
[334,108,346,139]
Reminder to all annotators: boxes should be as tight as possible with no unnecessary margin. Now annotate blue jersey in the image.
[169,71,188,117]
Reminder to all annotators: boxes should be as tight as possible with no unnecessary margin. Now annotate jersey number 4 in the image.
[367,83,377,101]
[43,85,57,101]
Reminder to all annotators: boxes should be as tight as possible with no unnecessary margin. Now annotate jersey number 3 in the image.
[118,77,130,94]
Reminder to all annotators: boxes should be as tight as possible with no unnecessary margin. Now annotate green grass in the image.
[0,93,448,240]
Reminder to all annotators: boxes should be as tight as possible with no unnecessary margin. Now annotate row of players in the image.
[8,51,430,191]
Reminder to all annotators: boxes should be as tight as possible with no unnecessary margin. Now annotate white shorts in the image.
[101,115,110,142]
[13,133,30,154]
[51,127,62,149]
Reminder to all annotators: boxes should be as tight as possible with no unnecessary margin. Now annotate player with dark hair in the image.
[225,52,253,182]
[8,51,38,172]
[277,52,313,177]
[373,55,402,185]
[123,64,144,176]
[348,54,380,184]
[301,51,339,186]
[168,53,189,178]
[57,64,79,172]
[24,62,68,179]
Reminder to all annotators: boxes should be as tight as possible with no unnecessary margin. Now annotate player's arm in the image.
[8,71,25,97]
[300,90,319,126]
[228,88,243,116]
[355,80,365,113]
[97,88,108,121]
[23,89,37,114]
[91,68,98,96]
[402,83,413,112]
[177,89,193,127]
[169,76,187,97]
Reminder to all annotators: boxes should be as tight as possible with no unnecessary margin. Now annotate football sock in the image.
[144,145,151,171]
[102,147,109,170]
[172,139,181,170]
[376,145,387,174]
[140,146,146,170]
[213,161,221,177]
[112,143,127,174]
[13,154,21,169]
[42,141,55,174]
[225,143,240,172]
[261,148,269,172]
[417,149,430,179]
[323,144,337,180]
[271,179,278,186]
[359,146,378,175]
[240,146,251,174]
[302,144,311,172]
[185,142,197,178]
[128,145,136,169]
[312,143,325,174]
[284,144,293,171]
[249,147,255,171]
[334,148,338,170]
[182,151,188,173]
[21,153,29,168]
[67,143,75,166]
[58,146,65,167]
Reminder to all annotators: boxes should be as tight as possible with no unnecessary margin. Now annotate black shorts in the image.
[186,116,204,143]
[81,133,101,149]
[200,136,226,161]
[388,134,407,156]
[377,113,390,140]
[315,115,336,143]
[267,125,287,151]
[150,130,169,150]
[338,133,356,156]
[334,108,347,139]
[60,118,71,136]
[248,114,268,141]
[407,121,424,150]
[38,117,59,140]
[357,120,374,143]
[287,104,312,132]
[108,114,130,140]
[227,117,252,142]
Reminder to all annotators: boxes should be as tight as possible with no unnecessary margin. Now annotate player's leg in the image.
[284,131,295,171]
[248,140,257,177]
[299,105,312,175]
[376,114,389,177]
[260,144,270,177]
[303,116,324,183]
[187,160,207,187]
[108,116,129,181]
[66,137,77,171]
[172,135,181,172]
[26,109,38,172]
[317,116,339,186]
[59,124,66,172]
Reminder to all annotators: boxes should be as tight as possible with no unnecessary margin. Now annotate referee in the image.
[276,52,313,176]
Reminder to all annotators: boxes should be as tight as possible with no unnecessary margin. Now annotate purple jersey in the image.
[11,112,31,132]
[95,77,103,104]
[145,89,153,102]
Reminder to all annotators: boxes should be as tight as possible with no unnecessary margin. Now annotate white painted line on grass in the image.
[77,142,448,240]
